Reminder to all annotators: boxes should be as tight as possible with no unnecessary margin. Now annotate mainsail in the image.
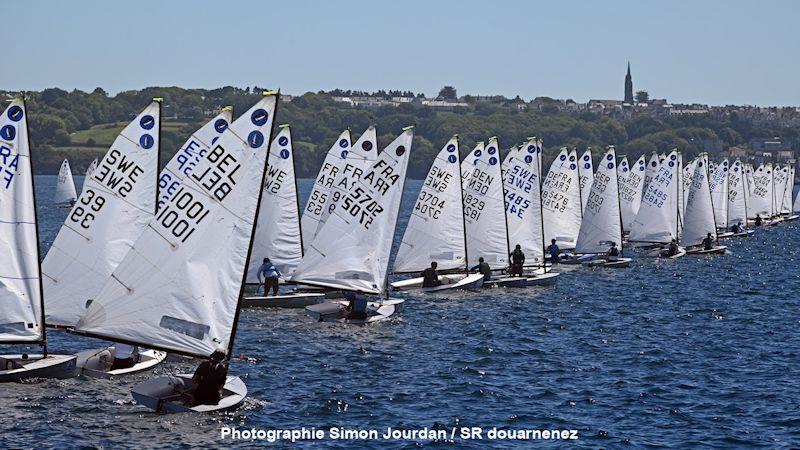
[157,109,233,211]
[782,165,794,213]
[643,152,659,192]
[0,98,44,343]
[682,155,716,246]
[578,148,594,211]
[503,139,545,265]
[462,137,509,267]
[76,94,279,358]
[628,151,680,244]
[727,160,748,227]
[709,159,729,229]
[393,136,466,273]
[292,129,413,294]
[618,154,645,231]
[43,101,161,327]
[246,125,303,282]
[748,164,772,218]
[542,148,582,248]
[54,159,77,205]
[300,130,351,250]
[575,147,621,254]
[80,158,98,196]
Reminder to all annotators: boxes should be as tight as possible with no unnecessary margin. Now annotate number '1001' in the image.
[156,188,211,243]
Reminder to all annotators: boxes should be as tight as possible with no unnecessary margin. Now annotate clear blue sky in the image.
[3,0,799,106]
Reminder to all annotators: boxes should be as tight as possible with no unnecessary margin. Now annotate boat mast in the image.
[456,135,470,273]
[382,125,414,300]
[495,137,512,267]
[536,139,547,270]
[153,98,163,212]
[286,123,305,259]
[703,154,718,241]
[230,90,280,359]
[24,96,48,357]
[611,146,625,257]
[675,150,681,246]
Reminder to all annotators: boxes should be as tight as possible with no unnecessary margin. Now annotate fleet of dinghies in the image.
[1,92,798,413]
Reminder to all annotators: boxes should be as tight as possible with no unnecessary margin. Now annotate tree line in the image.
[4,86,795,178]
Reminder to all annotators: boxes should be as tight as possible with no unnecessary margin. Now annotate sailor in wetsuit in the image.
[509,244,525,277]
[421,261,441,288]
[607,242,620,260]
[470,257,492,281]
[344,291,368,320]
[187,349,228,406]
[546,239,560,263]
[702,233,714,250]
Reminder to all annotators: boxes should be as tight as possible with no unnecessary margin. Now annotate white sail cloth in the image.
[0,99,44,342]
[43,101,161,327]
[503,140,544,265]
[628,151,680,243]
[76,94,278,358]
[578,149,594,212]
[292,129,412,294]
[394,136,466,273]
[80,158,98,196]
[54,159,77,205]
[682,155,717,246]
[246,125,303,282]
[748,164,773,218]
[575,147,621,254]
[542,148,582,248]
[618,155,645,231]
[727,160,748,227]
[709,159,729,229]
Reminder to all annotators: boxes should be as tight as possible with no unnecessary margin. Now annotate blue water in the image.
[2,175,799,448]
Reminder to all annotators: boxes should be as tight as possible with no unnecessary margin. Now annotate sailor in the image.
[755,214,763,226]
[664,239,679,257]
[607,242,620,260]
[470,257,492,281]
[421,261,442,288]
[546,239,560,263]
[343,291,368,320]
[111,343,138,370]
[257,258,281,297]
[731,222,741,233]
[509,244,525,277]
[187,348,228,406]
[702,233,714,250]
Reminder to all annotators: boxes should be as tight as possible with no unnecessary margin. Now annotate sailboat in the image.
[709,159,731,237]
[725,159,754,237]
[54,158,78,207]
[0,98,76,382]
[542,148,582,251]
[748,163,774,225]
[299,129,351,251]
[578,148,594,212]
[642,152,660,192]
[74,92,279,413]
[629,150,685,258]
[782,163,798,220]
[461,137,524,288]
[42,100,166,377]
[502,138,559,285]
[243,125,325,307]
[574,147,631,267]
[391,136,484,292]
[618,154,646,234]
[295,128,413,323]
[684,154,727,255]
[80,158,98,196]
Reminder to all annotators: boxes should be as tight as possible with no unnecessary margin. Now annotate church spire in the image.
[624,61,634,103]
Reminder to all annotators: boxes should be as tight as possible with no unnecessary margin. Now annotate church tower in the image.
[624,62,634,103]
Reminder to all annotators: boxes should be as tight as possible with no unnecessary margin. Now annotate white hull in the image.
[484,277,528,288]
[582,257,633,268]
[390,273,484,292]
[131,374,246,413]
[75,347,166,378]
[0,354,77,382]
[716,231,735,239]
[523,272,560,286]
[783,214,799,221]
[686,245,727,255]
[645,247,687,259]
[242,292,325,308]
[305,299,404,324]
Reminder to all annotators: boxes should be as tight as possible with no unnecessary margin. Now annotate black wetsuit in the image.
[421,267,441,288]
[510,249,525,276]
[191,360,228,406]
[702,237,713,250]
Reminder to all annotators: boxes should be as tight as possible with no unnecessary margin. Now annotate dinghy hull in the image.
[390,273,484,292]
[305,299,404,324]
[582,257,632,268]
[242,293,325,308]
[0,354,77,382]
[484,277,528,288]
[686,245,727,255]
[75,347,166,378]
[523,272,560,286]
[131,374,247,414]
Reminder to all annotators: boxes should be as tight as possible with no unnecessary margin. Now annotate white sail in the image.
[578,149,594,212]
[76,94,278,358]
[300,130,351,250]
[503,139,545,265]
[748,164,772,218]
[54,159,78,205]
[462,137,509,268]
[80,158,98,196]
[618,154,645,231]
[542,148,582,249]
[774,164,790,214]
[291,129,412,294]
[315,126,378,236]
[682,155,716,246]
[727,160,748,227]
[246,125,303,282]
[0,99,43,343]
[745,163,755,200]
[157,109,233,211]
[629,151,680,243]
[42,101,161,327]
[575,147,621,254]
[643,152,659,192]
[394,136,466,273]
[782,165,794,213]
[709,159,729,229]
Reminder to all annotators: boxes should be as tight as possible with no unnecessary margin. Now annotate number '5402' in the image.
[69,189,106,229]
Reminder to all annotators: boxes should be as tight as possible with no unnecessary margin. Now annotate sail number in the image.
[414,191,446,219]
[155,187,211,244]
[463,192,485,220]
[305,188,327,215]
[505,192,530,219]
[69,189,106,229]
